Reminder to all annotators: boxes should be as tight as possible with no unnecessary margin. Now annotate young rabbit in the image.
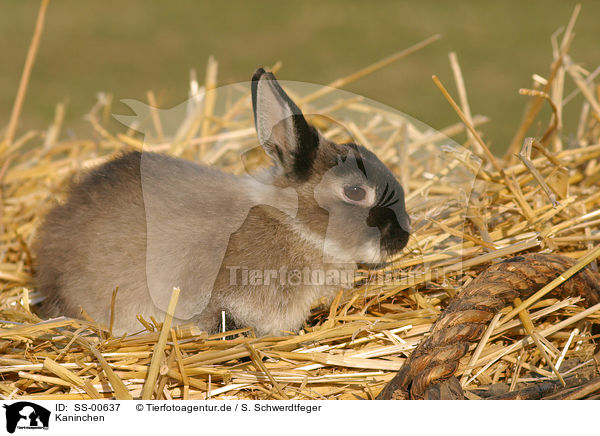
[34,68,410,336]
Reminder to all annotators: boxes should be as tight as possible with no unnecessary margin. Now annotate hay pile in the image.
[1,8,599,400]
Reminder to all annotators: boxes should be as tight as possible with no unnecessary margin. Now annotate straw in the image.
[141,287,180,400]
[4,0,49,146]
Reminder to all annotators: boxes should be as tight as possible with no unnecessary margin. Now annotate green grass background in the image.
[2,1,599,152]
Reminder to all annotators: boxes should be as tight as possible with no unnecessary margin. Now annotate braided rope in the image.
[377,253,600,400]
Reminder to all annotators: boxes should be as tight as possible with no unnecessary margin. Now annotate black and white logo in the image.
[3,402,50,433]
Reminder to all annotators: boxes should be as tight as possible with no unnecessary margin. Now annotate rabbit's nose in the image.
[366,206,410,256]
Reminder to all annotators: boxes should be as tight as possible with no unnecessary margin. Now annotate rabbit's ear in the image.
[251,68,319,179]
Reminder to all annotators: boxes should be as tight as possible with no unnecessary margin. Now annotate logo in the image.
[3,402,50,433]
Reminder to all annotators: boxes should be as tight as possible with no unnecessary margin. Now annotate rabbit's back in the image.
[35,151,253,333]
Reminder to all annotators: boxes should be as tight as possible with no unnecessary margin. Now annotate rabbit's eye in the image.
[344,186,366,202]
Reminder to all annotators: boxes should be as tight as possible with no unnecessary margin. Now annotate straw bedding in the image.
[1,7,599,400]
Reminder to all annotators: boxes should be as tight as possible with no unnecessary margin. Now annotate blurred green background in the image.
[2,0,599,152]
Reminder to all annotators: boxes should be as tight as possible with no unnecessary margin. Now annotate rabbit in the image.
[34,68,410,337]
